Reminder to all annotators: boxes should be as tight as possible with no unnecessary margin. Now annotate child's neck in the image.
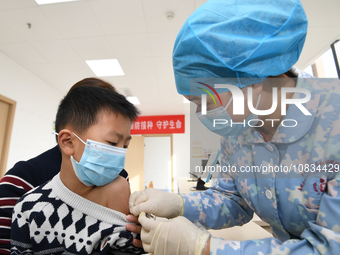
[59,159,96,197]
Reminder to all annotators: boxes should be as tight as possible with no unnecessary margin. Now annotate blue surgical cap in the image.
[173,0,308,95]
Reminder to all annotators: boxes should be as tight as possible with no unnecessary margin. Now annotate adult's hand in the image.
[126,214,142,248]
[139,212,211,255]
[129,189,184,218]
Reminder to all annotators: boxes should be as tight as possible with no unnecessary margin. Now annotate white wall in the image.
[173,112,190,193]
[173,103,220,192]
[144,136,172,191]
[173,112,191,180]
[173,104,221,189]
[0,52,63,170]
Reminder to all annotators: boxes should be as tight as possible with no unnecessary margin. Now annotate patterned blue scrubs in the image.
[182,68,340,254]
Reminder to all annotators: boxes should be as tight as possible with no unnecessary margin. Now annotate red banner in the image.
[130,115,185,134]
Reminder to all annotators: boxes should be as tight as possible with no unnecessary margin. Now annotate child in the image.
[10,83,143,254]
[0,78,131,255]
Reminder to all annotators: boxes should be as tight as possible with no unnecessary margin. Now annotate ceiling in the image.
[0,0,339,116]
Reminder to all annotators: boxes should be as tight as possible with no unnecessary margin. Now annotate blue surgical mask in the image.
[70,133,127,186]
[196,94,261,137]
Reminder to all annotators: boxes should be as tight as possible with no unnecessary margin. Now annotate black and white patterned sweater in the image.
[10,174,143,255]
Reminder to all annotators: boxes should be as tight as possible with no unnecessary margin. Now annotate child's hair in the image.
[55,80,139,134]
[68,77,117,92]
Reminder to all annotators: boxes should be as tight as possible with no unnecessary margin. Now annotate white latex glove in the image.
[139,212,211,255]
[129,189,184,218]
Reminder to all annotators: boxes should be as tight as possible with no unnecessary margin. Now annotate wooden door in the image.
[125,135,145,193]
[0,94,16,177]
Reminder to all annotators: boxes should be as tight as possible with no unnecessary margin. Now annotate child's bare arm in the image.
[85,176,130,214]
[105,176,131,215]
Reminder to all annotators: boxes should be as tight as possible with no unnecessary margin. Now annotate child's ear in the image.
[58,129,74,156]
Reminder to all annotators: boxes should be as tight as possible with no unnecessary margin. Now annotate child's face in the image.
[73,111,132,162]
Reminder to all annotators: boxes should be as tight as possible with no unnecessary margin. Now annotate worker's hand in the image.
[129,189,184,218]
[126,214,142,248]
[139,212,211,255]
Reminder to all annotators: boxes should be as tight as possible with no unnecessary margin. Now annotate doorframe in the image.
[0,94,16,177]
[143,134,174,192]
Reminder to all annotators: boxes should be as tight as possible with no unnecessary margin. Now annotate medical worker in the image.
[130,0,340,254]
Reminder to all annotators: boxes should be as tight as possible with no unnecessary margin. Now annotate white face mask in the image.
[196,94,261,137]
